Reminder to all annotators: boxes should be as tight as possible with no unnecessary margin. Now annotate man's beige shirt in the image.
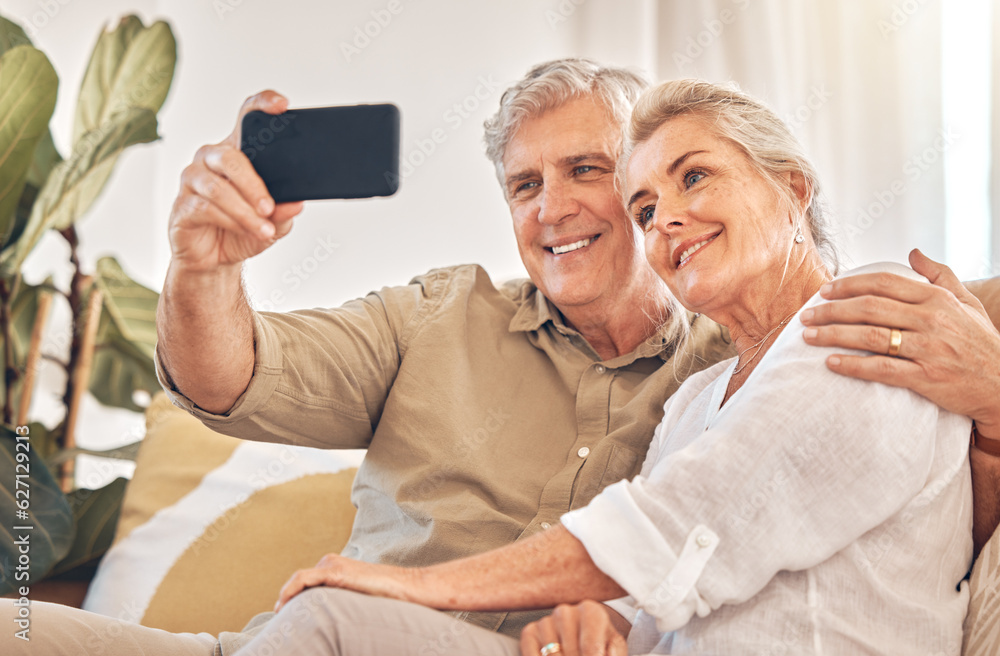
[157,264,733,636]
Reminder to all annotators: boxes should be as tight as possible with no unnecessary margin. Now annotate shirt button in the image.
[540,522,552,530]
[696,534,712,548]
[578,446,590,458]
[594,364,607,374]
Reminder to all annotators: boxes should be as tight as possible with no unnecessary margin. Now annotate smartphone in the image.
[240,103,400,202]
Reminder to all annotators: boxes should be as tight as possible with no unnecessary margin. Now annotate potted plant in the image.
[0,13,176,595]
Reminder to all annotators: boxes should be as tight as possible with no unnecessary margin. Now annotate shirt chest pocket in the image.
[570,443,646,510]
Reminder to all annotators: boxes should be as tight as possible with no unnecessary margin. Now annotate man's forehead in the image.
[502,98,622,171]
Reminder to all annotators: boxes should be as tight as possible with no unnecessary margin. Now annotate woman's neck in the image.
[719,256,832,403]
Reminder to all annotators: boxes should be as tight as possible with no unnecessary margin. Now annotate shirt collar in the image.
[508,281,694,363]
[508,283,569,333]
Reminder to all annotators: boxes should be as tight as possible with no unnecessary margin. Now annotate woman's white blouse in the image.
[561,262,973,655]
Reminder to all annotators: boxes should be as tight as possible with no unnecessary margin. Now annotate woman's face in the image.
[625,115,799,317]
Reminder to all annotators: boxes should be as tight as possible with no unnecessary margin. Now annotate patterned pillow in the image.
[82,393,364,634]
[964,525,1000,654]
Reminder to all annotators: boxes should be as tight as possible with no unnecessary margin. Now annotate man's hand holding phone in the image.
[169,90,304,273]
[161,90,399,413]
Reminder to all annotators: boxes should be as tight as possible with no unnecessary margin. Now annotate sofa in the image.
[44,384,993,654]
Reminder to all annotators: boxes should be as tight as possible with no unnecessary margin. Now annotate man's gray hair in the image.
[483,58,649,194]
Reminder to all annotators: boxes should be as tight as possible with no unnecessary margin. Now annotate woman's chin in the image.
[672,280,724,317]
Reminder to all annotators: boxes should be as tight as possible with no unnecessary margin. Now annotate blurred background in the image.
[3,0,997,485]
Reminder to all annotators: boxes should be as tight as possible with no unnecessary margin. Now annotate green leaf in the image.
[0,425,74,595]
[0,16,33,54]
[24,128,62,191]
[0,45,58,251]
[7,130,63,248]
[0,17,64,247]
[46,477,128,578]
[0,16,59,246]
[0,16,62,241]
[0,107,159,276]
[73,16,176,146]
[24,421,58,461]
[89,256,159,412]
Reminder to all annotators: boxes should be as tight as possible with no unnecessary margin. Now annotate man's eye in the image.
[684,171,706,188]
[515,181,539,194]
[575,165,594,174]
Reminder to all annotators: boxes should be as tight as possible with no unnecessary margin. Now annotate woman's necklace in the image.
[732,310,798,376]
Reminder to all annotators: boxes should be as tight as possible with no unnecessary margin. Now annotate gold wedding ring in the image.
[541,643,563,656]
[887,328,902,357]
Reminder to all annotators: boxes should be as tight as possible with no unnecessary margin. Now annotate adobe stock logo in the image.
[384,74,501,188]
[844,127,959,240]
[15,0,73,38]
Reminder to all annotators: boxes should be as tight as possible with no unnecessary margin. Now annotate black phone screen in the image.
[240,104,400,202]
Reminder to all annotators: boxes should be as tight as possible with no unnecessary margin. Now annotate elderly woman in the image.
[251,80,973,656]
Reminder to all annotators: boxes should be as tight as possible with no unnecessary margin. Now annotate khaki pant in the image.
[0,588,521,655]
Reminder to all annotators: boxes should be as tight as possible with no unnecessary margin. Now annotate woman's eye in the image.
[634,205,655,229]
[575,165,594,175]
[684,171,705,188]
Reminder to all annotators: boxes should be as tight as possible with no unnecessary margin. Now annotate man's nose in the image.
[537,181,580,225]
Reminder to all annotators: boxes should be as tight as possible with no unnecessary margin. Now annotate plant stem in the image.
[59,225,85,449]
[17,290,53,426]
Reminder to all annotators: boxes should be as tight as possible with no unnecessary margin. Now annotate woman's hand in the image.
[273,553,422,613]
[520,601,628,656]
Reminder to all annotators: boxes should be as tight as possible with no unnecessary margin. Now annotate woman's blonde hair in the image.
[619,79,839,272]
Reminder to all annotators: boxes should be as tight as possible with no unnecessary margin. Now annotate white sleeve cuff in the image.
[562,479,719,631]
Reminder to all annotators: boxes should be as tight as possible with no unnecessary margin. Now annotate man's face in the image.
[502,97,647,314]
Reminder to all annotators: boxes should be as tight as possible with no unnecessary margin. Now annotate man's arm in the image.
[156,91,303,414]
[156,264,253,415]
[967,277,1000,552]
[273,525,625,614]
[966,276,1000,327]
[971,445,1000,555]
[801,249,1000,552]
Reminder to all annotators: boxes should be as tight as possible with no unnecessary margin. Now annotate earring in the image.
[794,229,805,244]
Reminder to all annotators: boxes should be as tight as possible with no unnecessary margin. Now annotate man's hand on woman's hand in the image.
[801,248,1000,438]
[520,601,628,656]
[274,552,425,613]
[169,90,304,273]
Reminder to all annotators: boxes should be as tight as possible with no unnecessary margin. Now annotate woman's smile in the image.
[674,231,721,269]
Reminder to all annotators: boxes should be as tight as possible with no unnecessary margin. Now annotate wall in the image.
[3,0,654,485]
[2,0,991,486]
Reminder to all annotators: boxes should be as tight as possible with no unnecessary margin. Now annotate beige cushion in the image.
[82,393,364,635]
[964,525,1000,654]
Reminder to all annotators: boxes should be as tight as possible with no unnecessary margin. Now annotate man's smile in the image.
[545,234,600,256]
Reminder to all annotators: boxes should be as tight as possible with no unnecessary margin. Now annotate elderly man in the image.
[4,58,999,656]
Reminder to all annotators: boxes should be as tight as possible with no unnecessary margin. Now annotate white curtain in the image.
[570,0,997,278]
[992,0,1000,275]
